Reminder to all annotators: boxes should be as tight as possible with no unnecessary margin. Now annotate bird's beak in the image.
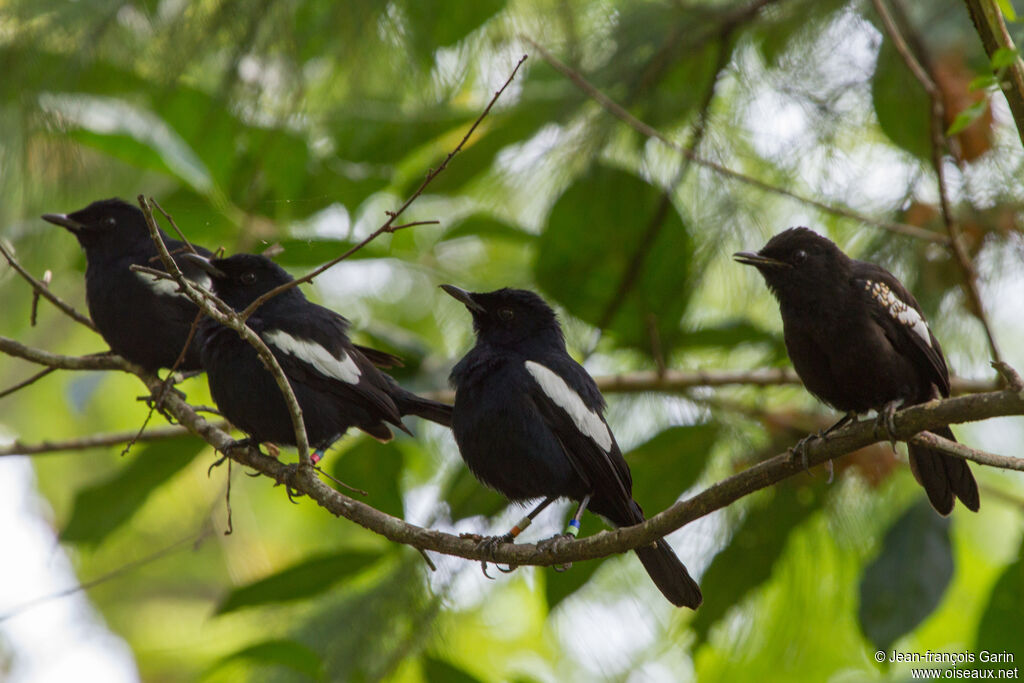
[181,252,226,279]
[440,284,485,313]
[42,213,86,234]
[732,251,791,269]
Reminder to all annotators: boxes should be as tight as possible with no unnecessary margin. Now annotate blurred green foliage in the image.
[1,0,1022,681]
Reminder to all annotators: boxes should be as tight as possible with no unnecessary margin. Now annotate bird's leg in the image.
[873,399,904,451]
[461,496,557,576]
[537,494,591,571]
[790,412,856,470]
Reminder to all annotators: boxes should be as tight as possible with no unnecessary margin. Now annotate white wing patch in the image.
[863,280,932,347]
[264,329,361,384]
[134,270,212,297]
[525,360,613,452]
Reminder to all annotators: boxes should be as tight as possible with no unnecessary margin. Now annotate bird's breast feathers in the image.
[263,329,362,384]
[524,360,613,452]
[859,279,933,347]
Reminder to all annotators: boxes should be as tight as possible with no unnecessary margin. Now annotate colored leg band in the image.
[509,516,532,538]
[566,519,581,537]
[310,449,324,465]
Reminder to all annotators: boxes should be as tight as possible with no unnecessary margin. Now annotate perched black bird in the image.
[185,253,451,462]
[442,285,702,609]
[734,227,979,515]
[43,198,213,372]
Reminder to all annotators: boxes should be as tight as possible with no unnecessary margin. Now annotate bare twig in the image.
[0,367,57,400]
[0,241,97,331]
[238,55,529,321]
[872,0,1003,363]
[0,336,132,372]
[911,430,1024,471]
[151,198,202,256]
[0,423,227,457]
[29,269,52,326]
[524,36,948,244]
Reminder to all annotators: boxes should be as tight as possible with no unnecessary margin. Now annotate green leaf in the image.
[330,106,477,164]
[858,500,953,651]
[692,482,823,642]
[60,436,206,545]
[992,46,1020,69]
[271,238,388,267]
[973,545,1024,662]
[41,94,214,194]
[443,214,533,243]
[677,319,783,352]
[544,555,602,609]
[216,550,382,614]
[969,74,1000,91]
[329,438,405,518]
[872,39,932,160]
[996,0,1017,22]
[422,655,485,683]
[947,100,989,136]
[400,0,507,64]
[628,424,718,517]
[206,639,324,681]
[535,165,693,355]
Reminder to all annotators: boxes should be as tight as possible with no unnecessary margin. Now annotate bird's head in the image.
[183,252,301,312]
[733,227,849,300]
[441,285,564,349]
[43,198,153,253]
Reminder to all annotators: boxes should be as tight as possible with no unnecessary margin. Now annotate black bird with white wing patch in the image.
[44,198,214,372]
[443,285,702,609]
[187,253,452,461]
[734,227,979,515]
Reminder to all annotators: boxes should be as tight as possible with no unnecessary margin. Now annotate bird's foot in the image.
[460,532,517,578]
[873,400,902,451]
[537,533,573,572]
[789,432,820,470]
[272,463,305,504]
[207,438,261,476]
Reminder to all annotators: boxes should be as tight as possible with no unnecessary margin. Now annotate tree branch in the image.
[911,430,1024,471]
[523,36,949,244]
[0,423,226,457]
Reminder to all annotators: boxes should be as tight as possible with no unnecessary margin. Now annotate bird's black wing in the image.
[254,304,406,428]
[852,262,951,397]
[352,344,405,369]
[522,355,634,516]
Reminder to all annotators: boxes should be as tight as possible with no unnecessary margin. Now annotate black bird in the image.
[442,285,702,609]
[185,253,451,462]
[43,198,213,372]
[734,227,979,515]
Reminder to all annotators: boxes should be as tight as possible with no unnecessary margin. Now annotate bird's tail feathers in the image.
[908,426,979,515]
[624,501,702,609]
[392,389,453,428]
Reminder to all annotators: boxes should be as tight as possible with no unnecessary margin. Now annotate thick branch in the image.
[0,336,132,372]
[523,37,948,244]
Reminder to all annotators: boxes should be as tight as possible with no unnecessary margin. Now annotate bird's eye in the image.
[241,272,257,284]
[102,217,116,229]
[497,308,514,322]
[793,249,808,264]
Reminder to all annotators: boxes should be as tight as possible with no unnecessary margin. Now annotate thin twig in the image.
[0,367,57,400]
[872,0,1003,363]
[30,269,52,326]
[911,430,1024,471]
[523,36,948,244]
[237,55,529,321]
[151,198,202,256]
[0,241,97,331]
[0,423,227,457]
[0,336,133,371]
